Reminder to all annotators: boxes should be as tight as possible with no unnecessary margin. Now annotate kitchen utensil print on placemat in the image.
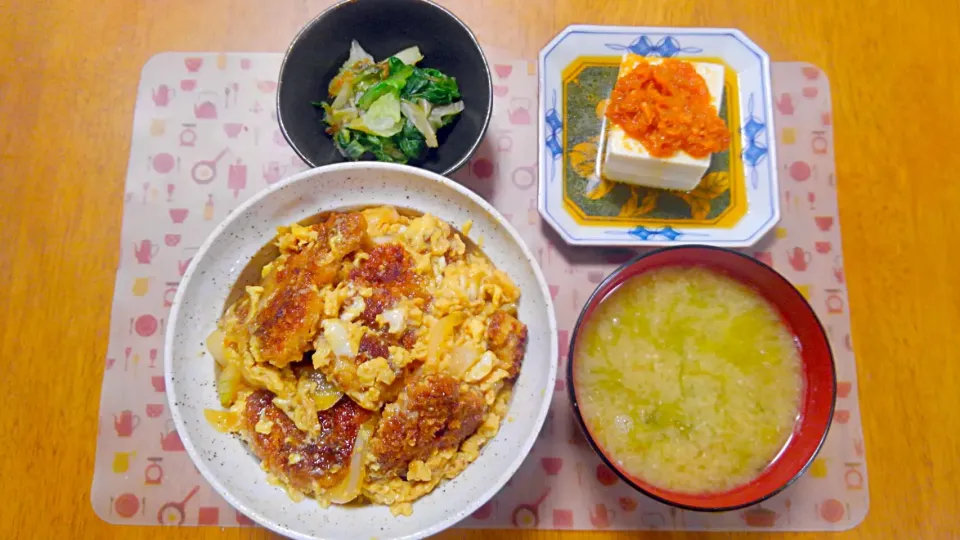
[93,54,866,531]
[158,485,200,525]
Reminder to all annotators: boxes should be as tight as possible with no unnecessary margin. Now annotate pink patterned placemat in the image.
[92,53,867,531]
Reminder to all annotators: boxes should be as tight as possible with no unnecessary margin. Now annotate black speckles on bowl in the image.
[277,0,492,176]
[166,163,556,539]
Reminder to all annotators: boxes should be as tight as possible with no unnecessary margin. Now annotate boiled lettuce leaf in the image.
[349,92,403,137]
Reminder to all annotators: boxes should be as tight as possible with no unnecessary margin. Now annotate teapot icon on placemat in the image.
[194,92,218,119]
[787,246,812,272]
[161,420,185,452]
[114,410,140,437]
[134,239,159,264]
[776,93,794,115]
[509,98,532,125]
[152,85,175,107]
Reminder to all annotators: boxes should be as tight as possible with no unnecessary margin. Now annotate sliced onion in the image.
[217,364,242,407]
[331,80,353,110]
[428,101,465,129]
[381,308,405,334]
[363,206,400,231]
[427,313,465,364]
[448,344,480,377]
[400,100,438,148]
[206,329,226,366]
[418,98,433,118]
[327,421,374,504]
[322,319,357,358]
[204,409,241,433]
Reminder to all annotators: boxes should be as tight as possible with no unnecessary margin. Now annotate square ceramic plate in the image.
[538,25,779,246]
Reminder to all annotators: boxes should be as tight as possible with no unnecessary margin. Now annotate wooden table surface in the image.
[2,0,958,538]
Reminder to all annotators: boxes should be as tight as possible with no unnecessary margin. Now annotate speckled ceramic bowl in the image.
[164,162,557,540]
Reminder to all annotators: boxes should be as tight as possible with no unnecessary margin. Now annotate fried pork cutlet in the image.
[239,389,372,492]
[249,213,367,368]
[348,243,426,328]
[485,310,528,378]
[369,373,485,479]
[315,242,427,410]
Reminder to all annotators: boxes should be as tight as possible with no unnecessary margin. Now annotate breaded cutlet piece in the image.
[249,213,367,368]
[349,243,426,327]
[485,310,528,379]
[369,373,486,479]
[239,389,372,492]
[315,243,428,410]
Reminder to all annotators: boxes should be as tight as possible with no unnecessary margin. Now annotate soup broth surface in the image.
[573,266,803,493]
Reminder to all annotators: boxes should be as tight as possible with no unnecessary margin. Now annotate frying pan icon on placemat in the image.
[511,488,551,528]
[191,149,228,184]
[157,485,200,525]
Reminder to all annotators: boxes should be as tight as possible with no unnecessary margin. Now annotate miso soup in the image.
[573,267,803,493]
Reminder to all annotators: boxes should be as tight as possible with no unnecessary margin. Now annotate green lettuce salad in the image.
[314,41,465,164]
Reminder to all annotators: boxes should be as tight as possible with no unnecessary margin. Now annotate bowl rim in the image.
[566,244,836,512]
[276,0,493,176]
[164,161,558,539]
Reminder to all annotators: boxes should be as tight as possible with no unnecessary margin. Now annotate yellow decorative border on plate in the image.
[560,56,746,228]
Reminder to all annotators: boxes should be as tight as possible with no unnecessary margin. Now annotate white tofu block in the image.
[602,55,725,192]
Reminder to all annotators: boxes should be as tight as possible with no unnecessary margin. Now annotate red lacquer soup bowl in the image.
[567,245,836,512]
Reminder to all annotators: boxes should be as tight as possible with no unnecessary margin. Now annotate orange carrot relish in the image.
[605,58,730,159]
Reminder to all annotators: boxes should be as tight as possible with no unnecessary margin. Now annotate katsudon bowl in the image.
[165,162,557,540]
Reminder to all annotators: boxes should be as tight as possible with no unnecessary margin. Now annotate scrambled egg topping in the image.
[204,207,528,515]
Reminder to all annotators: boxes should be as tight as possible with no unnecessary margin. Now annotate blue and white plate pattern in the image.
[537,26,780,247]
